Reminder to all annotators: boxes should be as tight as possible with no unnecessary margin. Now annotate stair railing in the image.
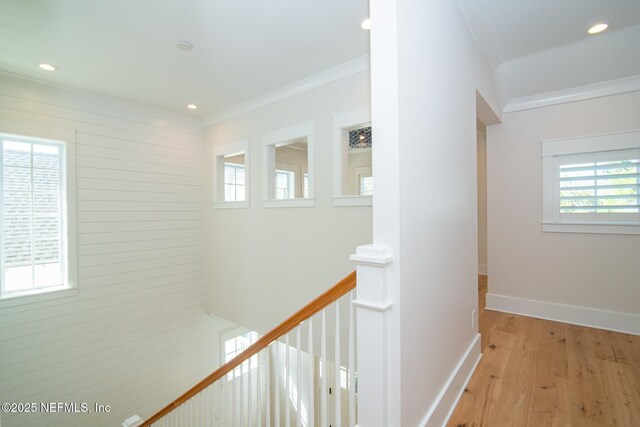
[141,270,357,427]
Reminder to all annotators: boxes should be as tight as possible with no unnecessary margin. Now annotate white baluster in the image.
[257,349,262,427]
[285,333,291,427]
[233,367,237,427]
[308,317,315,427]
[240,361,245,427]
[218,381,223,427]
[223,377,227,427]
[275,340,281,427]
[335,299,341,427]
[321,309,327,427]
[349,291,356,426]
[249,353,253,427]
[296,325,302,427]
[266,347,271,427]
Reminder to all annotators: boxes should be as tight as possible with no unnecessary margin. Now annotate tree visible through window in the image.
[559,159,639,213]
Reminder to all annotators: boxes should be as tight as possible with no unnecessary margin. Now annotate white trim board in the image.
[420,334,482,427]
[486,293,640,336]
[503,74,640,114]
[204,55,370,125]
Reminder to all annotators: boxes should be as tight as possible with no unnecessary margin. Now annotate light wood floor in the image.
[447,275,640,427]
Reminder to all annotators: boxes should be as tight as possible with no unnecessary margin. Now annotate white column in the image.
[351,244,393,427]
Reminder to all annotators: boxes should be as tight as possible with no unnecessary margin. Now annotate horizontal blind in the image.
[559,149,639,214]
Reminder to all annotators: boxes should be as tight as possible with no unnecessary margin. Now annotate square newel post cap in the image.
[350,244,393,266]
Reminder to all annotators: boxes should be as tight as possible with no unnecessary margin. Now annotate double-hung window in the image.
[542,130,640,234]
[1,132,76,301]
[224,163,246,202]
[275,169,295,199]
[213,138,250,209]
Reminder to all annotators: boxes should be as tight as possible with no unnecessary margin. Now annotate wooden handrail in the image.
[141,270,356,426]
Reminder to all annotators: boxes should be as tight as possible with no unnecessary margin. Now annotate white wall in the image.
[487,91,640,330]
[0,73,234,427]
[369,0,501,424]
[204,71,372,334]
[477,125,488,274]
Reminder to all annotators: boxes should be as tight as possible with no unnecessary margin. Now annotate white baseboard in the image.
[478,264,488,275]
[486,293,640,336]
[420,334,482,427]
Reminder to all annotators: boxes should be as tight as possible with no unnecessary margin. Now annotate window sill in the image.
[213,201,250,209]
[262,198,315,208]
[0,286,78,308]
[542,222,640,235]
[333,195,372,207]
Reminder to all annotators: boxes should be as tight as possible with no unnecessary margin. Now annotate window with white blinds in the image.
[542,131,640,234]
[559,150,639,216]
[1,137,68,297]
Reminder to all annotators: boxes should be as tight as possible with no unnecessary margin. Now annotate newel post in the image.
[351,244,393,427]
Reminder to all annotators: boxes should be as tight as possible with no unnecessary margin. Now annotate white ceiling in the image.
[0,0,370,117]
[1,1,639,117]
[458,0,640,69]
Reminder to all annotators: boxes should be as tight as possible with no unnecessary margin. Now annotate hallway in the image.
[447,276,640,426]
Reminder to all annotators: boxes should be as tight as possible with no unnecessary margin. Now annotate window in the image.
[303,173,309,199]
[223,329,258,379]
[359,174,373,196]
[542,130,640,234]
[224,163,245,201]
[332,106,373,206]
[275,169,295,199]
[262,120,314,207]
[1,132,76,302]
[213,138,250,208]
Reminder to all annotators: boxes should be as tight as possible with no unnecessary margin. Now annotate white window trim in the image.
[0,118,77,307]
[541,129,640,235]
[213,137,250,209]
[332,106,373,207]
[262,120,315,208]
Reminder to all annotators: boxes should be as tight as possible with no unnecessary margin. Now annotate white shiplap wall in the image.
[0,73,233,427]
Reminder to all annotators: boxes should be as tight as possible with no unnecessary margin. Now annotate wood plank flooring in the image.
[447,276,640,427]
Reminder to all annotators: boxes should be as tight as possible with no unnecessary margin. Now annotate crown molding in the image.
[203,55,371,126]
[503,74,640,114]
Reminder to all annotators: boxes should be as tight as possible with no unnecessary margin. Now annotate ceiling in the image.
[1,1,639,117]
[0,0,370,117]
[457,0,640,69]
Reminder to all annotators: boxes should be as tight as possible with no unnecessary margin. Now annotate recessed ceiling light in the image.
[361,18,371,31]
[176,40,194,51]
[588,23,608,34]
[187,104,198,110]
[39,63,58,71]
